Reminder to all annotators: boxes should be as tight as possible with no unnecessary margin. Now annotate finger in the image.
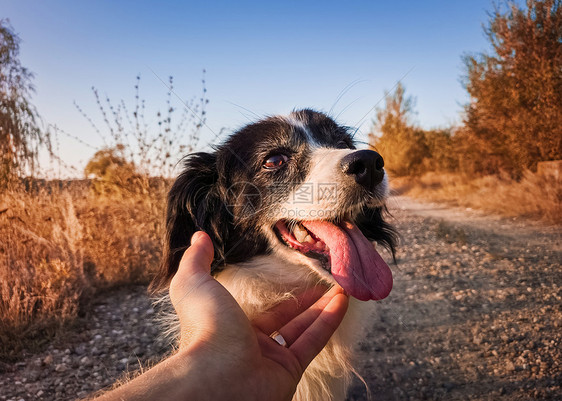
[171,231,214,285]
[251,285,328,335]
[274,285,344,345]
[289,292,349,371]
[169,231,214,305]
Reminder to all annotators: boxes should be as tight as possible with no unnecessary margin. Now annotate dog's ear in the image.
[149,152,226,293]
[355,206,398,263]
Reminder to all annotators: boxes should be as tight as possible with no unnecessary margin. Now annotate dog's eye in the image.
[263,154,289,170]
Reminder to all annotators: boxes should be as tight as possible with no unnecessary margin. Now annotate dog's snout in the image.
[340,150,385,190]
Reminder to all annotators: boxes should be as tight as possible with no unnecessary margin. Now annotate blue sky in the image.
[3,0,512,177]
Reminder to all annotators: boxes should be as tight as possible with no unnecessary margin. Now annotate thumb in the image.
[170,231,214,294]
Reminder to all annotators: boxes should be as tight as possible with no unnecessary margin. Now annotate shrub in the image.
[84,145,147,196]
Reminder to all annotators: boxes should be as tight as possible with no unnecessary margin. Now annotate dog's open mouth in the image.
[274,220,393,301]
[274,221,331,270]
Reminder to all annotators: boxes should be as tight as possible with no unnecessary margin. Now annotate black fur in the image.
[355,206,398,262]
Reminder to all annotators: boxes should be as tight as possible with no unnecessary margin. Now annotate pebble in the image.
[54,364,67,373]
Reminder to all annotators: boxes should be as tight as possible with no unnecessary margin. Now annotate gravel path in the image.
[348,196,561,400]
[1,196,560,401]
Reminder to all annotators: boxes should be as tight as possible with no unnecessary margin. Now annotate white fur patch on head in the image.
[282,114,321,148]
[274,148,352,221]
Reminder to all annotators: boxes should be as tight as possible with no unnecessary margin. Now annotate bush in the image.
[369,84,458,176]
[421,129,458,173]
[84,145,147,196]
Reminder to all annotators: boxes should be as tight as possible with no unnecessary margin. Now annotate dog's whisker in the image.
[329,78,367,116]
[225,100,262,120]
[334,95,363,121]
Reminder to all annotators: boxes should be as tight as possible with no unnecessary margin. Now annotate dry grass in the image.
[0,181,167,361]
[392,171,562,223]
[3,170,557,361]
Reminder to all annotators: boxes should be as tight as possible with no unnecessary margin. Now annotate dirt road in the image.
[348,196,561,400]
[1,196,560,400]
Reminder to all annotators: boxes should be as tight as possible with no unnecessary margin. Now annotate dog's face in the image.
[151,109,397,300]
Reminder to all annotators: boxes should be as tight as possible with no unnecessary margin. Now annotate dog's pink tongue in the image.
[302,221,392,301]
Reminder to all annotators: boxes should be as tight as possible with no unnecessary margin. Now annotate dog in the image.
[150,109,397,400]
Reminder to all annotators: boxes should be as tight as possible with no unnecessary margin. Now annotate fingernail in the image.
[190,231,204,245]
[334,285,345,295]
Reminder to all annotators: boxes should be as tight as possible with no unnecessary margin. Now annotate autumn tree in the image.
[369,83,428,176]
[463,0,562,175]
[0,20,50,184]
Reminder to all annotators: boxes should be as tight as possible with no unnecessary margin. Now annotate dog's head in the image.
[150,109,397,300]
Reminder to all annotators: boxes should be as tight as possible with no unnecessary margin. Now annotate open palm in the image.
[170,231,349,401]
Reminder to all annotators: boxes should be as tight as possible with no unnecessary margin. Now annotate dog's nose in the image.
[340,150,385,191]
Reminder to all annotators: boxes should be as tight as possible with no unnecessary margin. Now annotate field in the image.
[0,181,166,361]
[0,172,561,400]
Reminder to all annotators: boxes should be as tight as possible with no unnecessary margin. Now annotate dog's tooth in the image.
[293,224,308,242]
[303,235,316,244]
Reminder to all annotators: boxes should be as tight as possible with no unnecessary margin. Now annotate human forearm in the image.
[93,349,206,401]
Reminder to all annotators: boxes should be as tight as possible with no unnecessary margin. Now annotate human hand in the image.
[169,231,349,401]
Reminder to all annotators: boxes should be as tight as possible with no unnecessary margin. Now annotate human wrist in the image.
[172,342,250,401]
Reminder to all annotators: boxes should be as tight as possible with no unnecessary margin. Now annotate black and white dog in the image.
[151,109,397,400]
